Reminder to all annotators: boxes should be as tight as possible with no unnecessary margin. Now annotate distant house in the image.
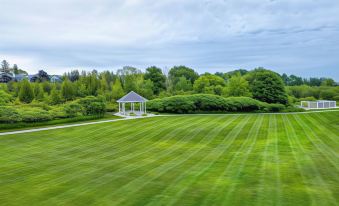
[50,75,62,83]
[14,73,28,81]
[28,74,37,82]
[0,72,14,83]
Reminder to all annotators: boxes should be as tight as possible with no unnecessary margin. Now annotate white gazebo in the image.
[117,91,148,115]
[300,100,337,109]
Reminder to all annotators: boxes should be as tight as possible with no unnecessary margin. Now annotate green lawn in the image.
[0,111,338,206]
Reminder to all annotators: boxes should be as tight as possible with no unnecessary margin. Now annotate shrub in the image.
[148,94,271,113]
[63,102,83,117]
[106,102,118,112]
[129,112,136,116]
[77,96,106,116]
[0,90,14,105]
[0,106,22,123]
[264,103,285,112]
[19,108,52,122]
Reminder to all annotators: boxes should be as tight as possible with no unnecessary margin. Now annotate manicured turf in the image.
[0,111,338,205]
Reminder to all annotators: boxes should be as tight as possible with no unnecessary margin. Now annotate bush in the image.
[263,103,285,112]
[77,96,106,115]
[63,102,83,117]
[0,106,22,123]
[105,102,118,112]
[19,108,52,122]
[0,90,14,105]
[147,94,281,113]
[299,96,317,101]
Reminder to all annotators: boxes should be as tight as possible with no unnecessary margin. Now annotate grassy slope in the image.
[0,112,338,206]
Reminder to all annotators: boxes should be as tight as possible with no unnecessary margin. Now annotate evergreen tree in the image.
[1,60,10,73]
[61,78,75,101]
[33,83,44,100]
[50,86,62,105]
[13,64,19,74]
[19,79,34,103]
[112,79,124,100]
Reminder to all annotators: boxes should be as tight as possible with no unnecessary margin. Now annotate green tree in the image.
[50,86,62,105]
[193,74,225,95]
[169,66,199,89]
[223,73,251,97]
[246,68,288,104]
[112,79,125,100]
[321,78,335,86]
[19,79,34,103]
[1,60,10,73]
[33,83,44,101]
[144,66,166,95]
[139,79,154,99]
[175,76,192,92]
[61,78,75,101]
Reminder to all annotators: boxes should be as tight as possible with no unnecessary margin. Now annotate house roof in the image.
[117,91,148,102]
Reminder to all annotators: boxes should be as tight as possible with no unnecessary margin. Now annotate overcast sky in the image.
[1,0,339,80]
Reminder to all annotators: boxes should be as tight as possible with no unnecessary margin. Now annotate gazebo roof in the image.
[117,91,148,103]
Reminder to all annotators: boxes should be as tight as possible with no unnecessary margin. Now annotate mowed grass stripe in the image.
[221,115,269,206]
[157,116,253,206]
[282,115,335,205]
[52,115,216,202]
[0,117,169,183]
[0,112,338,206]
[302,113,339,148]
[146,117,255,205]
[33,116,196,199]
[0,116,176,197]
[200,115,264,206]
[105,115,242,205]
[88,116,223,204]
[0,117,158,165]
[292,114,339,171]
[256,114,279,206]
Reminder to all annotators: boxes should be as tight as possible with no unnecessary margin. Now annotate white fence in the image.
[300,100,337,109]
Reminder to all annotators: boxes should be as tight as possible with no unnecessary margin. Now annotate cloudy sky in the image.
[1,0,339,80]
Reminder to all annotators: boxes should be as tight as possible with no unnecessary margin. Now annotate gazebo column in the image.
[118,102,121,113]
[145,102,147,114]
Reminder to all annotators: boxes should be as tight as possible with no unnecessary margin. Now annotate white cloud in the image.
[0,0,338,79]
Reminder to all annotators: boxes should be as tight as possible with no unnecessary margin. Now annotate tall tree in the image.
[246,68,288,104]
[193,74,225,95]
[168,66,199,87]
[111,79,125,100]
[223,73,251,97]
[1,60,10,73]
[19,79,34,103]
[175,76,192,92]
[144,66,166,95]
[50,86,62,105]
[61,78,75,101]
[13,64,19,74]
[33,83,44,100]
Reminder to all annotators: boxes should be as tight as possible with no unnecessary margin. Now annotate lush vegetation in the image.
[0,111,338,205]
[148,94,292,113]
[1,60,338,123]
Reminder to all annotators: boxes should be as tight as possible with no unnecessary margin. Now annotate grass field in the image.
[0,111,338,206]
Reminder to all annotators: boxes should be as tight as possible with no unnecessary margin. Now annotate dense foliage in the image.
[0,59,338,123]
[147,94,287,113]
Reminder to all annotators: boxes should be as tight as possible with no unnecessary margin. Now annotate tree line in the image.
[0,59,338,107]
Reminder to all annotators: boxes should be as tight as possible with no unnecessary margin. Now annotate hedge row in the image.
[147,94,289,113]
[0,96,106,123]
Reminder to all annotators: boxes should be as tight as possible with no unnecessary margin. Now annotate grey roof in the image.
[117,91,148,102]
